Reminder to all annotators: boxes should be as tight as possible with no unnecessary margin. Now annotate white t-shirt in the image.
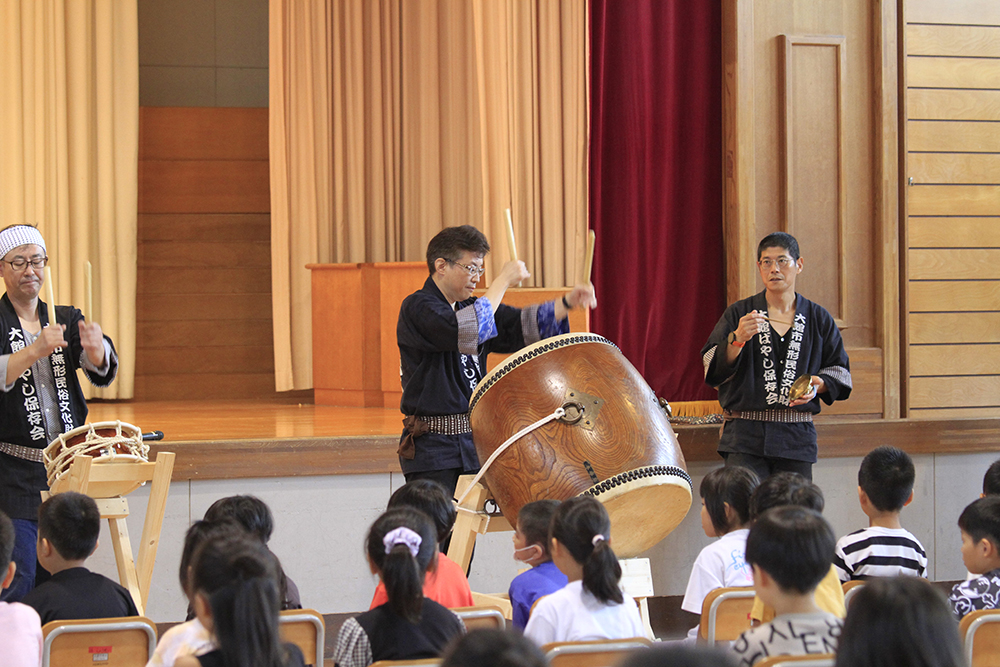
[0,601,42,667]
[146,618,215,667]
[681,528,753,641]
[523,580,646,646]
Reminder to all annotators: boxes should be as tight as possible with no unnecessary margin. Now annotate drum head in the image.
[596,478,692,558]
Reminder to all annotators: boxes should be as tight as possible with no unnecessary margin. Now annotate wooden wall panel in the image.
[909,313,1000,345]
[910,345,1000,377]
[907,90,1000,122]
[907,25,1000,58]
[908,154,1000,184]
[910,249,1000,280]
[910,281,1000,312]
[908,186,1000,216]
[909,218,1000,247]
[906,0,1000,25]
[908,57,1000,89]
[908,122,1000,153]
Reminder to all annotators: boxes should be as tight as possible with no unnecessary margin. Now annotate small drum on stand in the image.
[44,421,150,497]
[469,333,692,558]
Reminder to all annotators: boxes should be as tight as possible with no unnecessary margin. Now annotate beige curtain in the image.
[270,0,587,391]
[0,0,138,399]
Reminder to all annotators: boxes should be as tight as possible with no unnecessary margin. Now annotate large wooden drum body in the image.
[469,333,692,557]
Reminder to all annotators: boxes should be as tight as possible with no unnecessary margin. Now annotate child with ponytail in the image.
[174,533,304,667]
[334,508,464,667]
[523,496,645,645]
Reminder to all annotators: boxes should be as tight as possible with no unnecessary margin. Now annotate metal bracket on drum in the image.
[560,389,604,431]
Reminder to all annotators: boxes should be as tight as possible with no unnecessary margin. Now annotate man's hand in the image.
[734,310,767,344]
[497,260,530,288]
[555,283,597,320]
[78,321,106,366]
[34,324,67,358]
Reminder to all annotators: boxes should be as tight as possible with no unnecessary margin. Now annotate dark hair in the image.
[0,510,13,571]
[757,232,800,261]
[367,508,439,623]
[749,472,824,521]
[984,459,1000,496]
[619,645,737,667]
[516,500,561,558]
[745,506,835,594]
[37,491,100,561]
[190,533,289,667]
[835,577,964,667]
[441,628,548,667]
[179,519,247,597]
[958,496,1000,552]
[425,225,490,274]
[858,446,915,513]
[387,479,457,545]
[701,466,760,535]
[204,495,274,543]
[550,496,623,604]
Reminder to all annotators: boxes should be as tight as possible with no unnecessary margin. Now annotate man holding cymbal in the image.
[0,224,118,601]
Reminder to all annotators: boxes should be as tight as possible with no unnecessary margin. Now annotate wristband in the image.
[728,331,746,348]
[561,295,572,310]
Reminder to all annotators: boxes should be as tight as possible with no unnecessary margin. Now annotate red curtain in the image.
[589,0,723,402]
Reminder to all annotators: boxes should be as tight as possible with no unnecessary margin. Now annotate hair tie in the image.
[592,534,606,547]
[383,527,422,557]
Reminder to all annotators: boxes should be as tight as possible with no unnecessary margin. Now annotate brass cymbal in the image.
[789,375,813,401]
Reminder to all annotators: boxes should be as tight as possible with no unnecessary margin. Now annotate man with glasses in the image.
[397,225,596,501]
[700,232,851,481]
[0,225,117,601]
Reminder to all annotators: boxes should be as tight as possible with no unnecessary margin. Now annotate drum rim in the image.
[469,332,619,414]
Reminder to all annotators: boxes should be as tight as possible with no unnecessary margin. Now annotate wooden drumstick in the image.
[44,266,57,328]
[583,229,596,283]
[84,261,93,322]
[504,208,518,262]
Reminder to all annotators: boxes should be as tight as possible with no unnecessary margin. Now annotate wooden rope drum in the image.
[44,421,150,497]
[469,333,692,557]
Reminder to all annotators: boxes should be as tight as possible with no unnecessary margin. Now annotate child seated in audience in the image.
[983,458,1000,497]
[441,628,548,667]
[175,532,304,667]
[203,495,301,610]
[0,509,42,667]
[747,472,845,624]
[523,496,645,645]
[508,499,568,629]
[949,496,1000,619]
[681,466,759,641]
[147,519,246,667]
[621,645,736,667]
[836,577,963,667]
[730,506,841,667]
[335,508,465,667]
[22,492,137,624]
[833,446,927,581]
[370,479,473,609]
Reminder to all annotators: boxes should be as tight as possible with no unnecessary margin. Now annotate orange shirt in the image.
[369,553,474,609]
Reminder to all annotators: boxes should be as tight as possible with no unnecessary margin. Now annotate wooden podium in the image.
[308,262,590,407]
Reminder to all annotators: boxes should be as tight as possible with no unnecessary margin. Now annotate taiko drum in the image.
[469,333,692,557]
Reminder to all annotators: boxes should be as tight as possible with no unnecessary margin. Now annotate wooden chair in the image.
[841,580,865,607]
[542,637,652,667]
[370,660,441,667]
[699,586,755,646]
[754,654,835,667]
[452,604,506,630]
[42,616,157,667]
[279,608,325,667]
[959,608,1000,667]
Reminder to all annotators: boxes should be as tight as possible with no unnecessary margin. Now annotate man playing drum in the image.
[701,232,851,481]
[397,225,596,500]
[0,225,118,601]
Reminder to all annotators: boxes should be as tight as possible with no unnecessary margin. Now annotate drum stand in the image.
[42,451,175,617]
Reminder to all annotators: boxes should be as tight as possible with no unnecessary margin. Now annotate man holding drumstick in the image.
[397,225,596,501]
[0,224,117,601]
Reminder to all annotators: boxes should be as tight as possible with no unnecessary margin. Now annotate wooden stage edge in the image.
[87,399,1000,482]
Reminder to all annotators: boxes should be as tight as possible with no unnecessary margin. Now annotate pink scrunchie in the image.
[383,527,422,557]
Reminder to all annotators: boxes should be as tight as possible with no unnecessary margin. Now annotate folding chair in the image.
[279,608,325,667]
[370,660,441,667]
[699,586,755,646]
[452,605,506,631]
[959,608,1000,667]
[42,616,157,667]
[754,654,835,667]
[841,580,864,607]
[542,637,652,667]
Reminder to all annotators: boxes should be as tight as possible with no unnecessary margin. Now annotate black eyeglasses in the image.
[3,257,48,272]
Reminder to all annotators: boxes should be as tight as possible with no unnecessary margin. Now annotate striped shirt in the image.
[833,526,927,582]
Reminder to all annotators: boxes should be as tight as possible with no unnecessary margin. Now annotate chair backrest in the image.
[279,608,326,667]
[451,605,506,631]
[841,580,864,607]
[370,660,441,667]
[42,616,157,667]
[959,608,1000,667]
[699,586,756,646]
[754,654,835,667]
[542,637,652,667]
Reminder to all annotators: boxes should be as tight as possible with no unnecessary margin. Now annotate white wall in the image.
[86,451,996,623]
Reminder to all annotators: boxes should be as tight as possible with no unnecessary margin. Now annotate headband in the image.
[383,527,422,557]
[592,534,606,546]
[0,226,46,260]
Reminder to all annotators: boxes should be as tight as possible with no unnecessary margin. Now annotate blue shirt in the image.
[509,560,568,629]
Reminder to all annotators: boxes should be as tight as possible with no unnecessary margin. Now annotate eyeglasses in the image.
[758,257,795,269]
[447,260,485,277]
[3,257,48,272]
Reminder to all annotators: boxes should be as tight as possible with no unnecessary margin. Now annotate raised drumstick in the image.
[583,229,596,283]
[45,267,57,328]
[504,208,518,262]
[84,261,93,322]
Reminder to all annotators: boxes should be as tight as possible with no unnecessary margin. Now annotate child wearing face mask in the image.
[508,500,568,629]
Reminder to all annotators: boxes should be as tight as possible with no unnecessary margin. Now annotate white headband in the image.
[0,226,46,260]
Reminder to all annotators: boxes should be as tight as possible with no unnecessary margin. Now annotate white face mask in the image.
[513,544,542,563]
